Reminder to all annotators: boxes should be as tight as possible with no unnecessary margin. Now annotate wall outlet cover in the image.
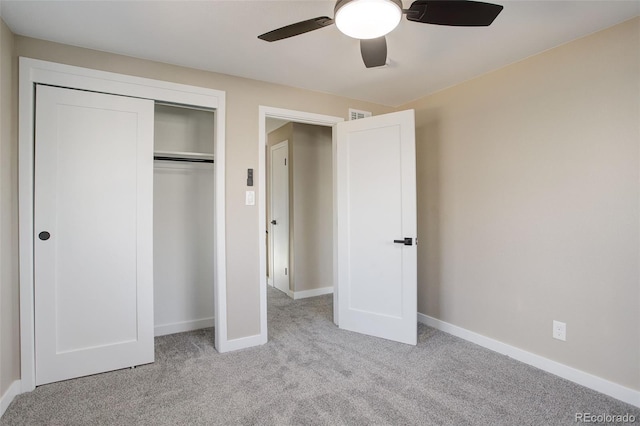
[553,320,566,341]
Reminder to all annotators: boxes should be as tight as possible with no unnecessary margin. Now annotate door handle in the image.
[271,220,277,225]
[393,237,412,246]
[39,231,51,241]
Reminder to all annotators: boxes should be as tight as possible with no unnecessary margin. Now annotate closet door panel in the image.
[34,85,154,385]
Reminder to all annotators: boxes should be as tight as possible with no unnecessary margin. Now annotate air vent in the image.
[349,108,372,121]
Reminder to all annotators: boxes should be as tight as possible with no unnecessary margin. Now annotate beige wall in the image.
[14,36,395,340]
[0,18,19,398]
[402,17,640,390]
[291,123,333,293]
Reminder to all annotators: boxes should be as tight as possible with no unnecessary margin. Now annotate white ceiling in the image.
[1,0,638,106]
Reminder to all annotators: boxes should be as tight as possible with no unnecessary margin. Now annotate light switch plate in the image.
[245,190,255,206]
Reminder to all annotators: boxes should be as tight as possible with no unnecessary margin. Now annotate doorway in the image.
[259,107,418,348]
[266,121,335,301]
[258,108,344,343]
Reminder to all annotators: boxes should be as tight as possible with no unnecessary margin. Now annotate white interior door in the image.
[336,110,417,345]
[34,85,155,385]
[270,141,289,295]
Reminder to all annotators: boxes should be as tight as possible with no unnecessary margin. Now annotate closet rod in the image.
[154,156,214,164]
[155,101,215,113]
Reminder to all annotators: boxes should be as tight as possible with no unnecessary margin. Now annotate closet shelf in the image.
[153,150,214,164]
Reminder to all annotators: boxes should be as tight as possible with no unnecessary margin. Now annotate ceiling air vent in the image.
[349,108,372,121]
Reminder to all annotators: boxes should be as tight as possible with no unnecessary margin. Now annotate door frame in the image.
[268,140,290,296]
[19,58,228,392]
[258,106,343,343]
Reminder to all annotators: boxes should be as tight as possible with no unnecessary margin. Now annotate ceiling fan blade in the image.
[360,37,387,68]
[406,0,503,27]
[258,17,334,42]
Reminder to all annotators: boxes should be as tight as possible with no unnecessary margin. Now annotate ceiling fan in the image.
[258,0,503,68]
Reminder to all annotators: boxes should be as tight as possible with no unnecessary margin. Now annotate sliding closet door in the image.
[34,85,154,385]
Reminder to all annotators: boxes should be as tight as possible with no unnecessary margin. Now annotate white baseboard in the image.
[1,380,21,418]
[219,333,266,353]
[417,313,640,408]
[154,317,215,337]
[292,286,334,300]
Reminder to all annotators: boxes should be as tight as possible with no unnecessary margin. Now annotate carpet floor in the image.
[2,287,638,425]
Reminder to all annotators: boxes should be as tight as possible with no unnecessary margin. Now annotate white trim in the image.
[1,380,21,417]
[418,313,640,408]
[154,317,215,337]
[212,89,228,355]
[271,140,288,150]
[331,124,339,326]
[222,334,267,352]
[259,106,344,347]
[19,57,228,389]
[261,107,344,127]
[292,286,334,300]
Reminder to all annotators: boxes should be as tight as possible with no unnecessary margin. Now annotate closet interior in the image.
[153,103,215,337]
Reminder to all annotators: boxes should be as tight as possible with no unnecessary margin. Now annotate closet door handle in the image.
[271,220,277,225]
[39,231,51,241]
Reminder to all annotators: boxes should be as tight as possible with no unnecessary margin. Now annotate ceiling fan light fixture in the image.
[334,0,402,40]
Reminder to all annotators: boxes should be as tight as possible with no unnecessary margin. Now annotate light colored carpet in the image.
[2,287,638,425]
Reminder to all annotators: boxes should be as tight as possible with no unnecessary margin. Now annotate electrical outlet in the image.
[553,320,566,341]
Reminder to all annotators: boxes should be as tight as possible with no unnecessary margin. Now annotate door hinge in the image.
[284,158,287,166]
[285,267,288,275]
